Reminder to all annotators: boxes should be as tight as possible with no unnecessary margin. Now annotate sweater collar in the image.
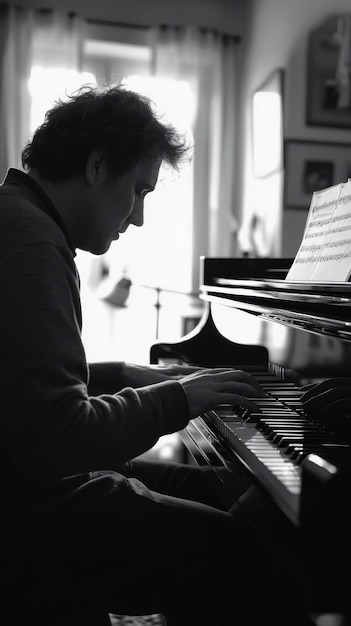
[3,168,76,255]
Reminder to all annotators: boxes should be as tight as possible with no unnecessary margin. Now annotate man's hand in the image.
[179,368,265,418]
[119,362,205,388]
[300,378,351,440]
[300,377,351,413]
[120,364,265,417]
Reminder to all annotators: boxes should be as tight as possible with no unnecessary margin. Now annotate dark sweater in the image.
[0,169,189,492]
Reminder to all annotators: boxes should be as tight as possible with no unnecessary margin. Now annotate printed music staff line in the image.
[286,179,351,282]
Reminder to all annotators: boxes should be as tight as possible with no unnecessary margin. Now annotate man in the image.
[0,84,288,626]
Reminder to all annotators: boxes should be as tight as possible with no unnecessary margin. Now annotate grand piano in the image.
[150,256,351,626]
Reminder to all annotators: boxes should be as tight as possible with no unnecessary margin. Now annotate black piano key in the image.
[271,427,329,438]
[248,399,287,406]
[268,427,319,440]
[276,432,331,449]
[263,424,340,440]
[242,410,296,423]
[258,417,306,424]
[287,442,349,463]
[271,429,323,444]
[284,401,304,409]
[259,413,306,420]
[259,424,306,436]
[268,391,303,400]
[264,422,319,430]
[258,416,305,423]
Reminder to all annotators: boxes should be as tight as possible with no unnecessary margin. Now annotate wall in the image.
[238,0,351,259]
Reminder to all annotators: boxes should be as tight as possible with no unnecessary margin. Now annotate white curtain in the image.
[0,4,33,181]
[150,26,238,290]
[0,6,86,182]
[31,10,86,71]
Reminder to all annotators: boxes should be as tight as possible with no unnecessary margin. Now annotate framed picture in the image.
[284,140,351,208]
[306,15,351,128]
[252,68,284,177]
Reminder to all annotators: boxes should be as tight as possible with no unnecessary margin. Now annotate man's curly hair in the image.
[22,83,191,180]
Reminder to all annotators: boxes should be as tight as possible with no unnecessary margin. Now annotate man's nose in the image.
[130,198,144,227]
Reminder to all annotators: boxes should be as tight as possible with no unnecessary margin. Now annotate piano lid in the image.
[200,255,351,293]
[214,277,351,295]
[200,257,351,331]
[198,256,351,377]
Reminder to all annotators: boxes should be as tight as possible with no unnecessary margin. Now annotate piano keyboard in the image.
[202,372,349,524]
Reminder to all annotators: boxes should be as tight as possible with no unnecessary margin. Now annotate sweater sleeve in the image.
[0,243,190,485]
[87,361,127,395]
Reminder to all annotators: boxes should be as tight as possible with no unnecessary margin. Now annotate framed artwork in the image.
[252,68,284,177]
[306,15,351,128]
[284,140,351,208]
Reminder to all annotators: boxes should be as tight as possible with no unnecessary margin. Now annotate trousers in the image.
[2,456,314,626]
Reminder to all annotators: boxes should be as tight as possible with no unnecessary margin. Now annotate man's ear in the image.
[85,151,106,184]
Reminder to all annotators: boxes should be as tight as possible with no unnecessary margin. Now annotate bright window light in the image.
[253,91,282,178]
[104,74,195,293]
[28,66,96,133]
[125,74,195,131]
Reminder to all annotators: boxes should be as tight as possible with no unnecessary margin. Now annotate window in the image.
[84,34,195,294]
[29,36,194,294]
[105,74,194,293]
[28,67,96,132]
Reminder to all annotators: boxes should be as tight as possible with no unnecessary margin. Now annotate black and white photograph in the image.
[1,2,351,626]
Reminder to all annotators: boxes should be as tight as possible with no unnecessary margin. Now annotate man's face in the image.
[82,156,161,255]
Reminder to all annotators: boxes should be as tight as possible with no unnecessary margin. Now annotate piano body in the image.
[150,256,351,626]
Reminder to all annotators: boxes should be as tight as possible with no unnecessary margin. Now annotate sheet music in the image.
[286,180,351,282]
